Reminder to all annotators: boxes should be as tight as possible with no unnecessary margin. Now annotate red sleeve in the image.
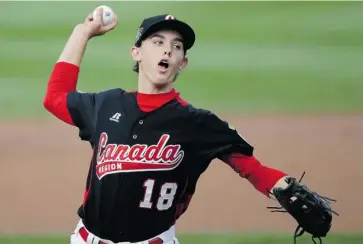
[43,62,80,125]
[221,153,288,197]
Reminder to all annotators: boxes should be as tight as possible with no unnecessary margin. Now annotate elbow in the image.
[43,86,60,114]
[43,90,66,114]
[42,90,74,126]
[43,94,51,111]
[42,62,77,121]
[43,86,55,113]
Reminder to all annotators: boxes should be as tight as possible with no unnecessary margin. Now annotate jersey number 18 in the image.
[139,179,178,211]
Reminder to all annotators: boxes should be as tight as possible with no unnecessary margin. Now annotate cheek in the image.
[173,56,184,69]
[140,50,154,66]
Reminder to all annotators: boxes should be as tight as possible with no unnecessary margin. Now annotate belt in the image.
[79,227,163,244]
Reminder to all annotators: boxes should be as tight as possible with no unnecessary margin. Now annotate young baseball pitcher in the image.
[43,6,337,244]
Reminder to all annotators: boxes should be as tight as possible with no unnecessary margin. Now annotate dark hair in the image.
[133,62,140,73]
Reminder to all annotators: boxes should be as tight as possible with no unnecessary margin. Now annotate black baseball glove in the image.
[268,172,339,244]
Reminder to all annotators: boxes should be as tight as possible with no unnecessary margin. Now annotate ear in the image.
[131,46,141,62]
[179,57,188,71]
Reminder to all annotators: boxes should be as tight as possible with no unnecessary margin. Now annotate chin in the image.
[153,80,171,88]
[153,75,173,87]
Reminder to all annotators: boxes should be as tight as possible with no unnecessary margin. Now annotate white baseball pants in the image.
[70,219,179,244]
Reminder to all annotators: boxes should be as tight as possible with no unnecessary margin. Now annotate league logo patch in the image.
[135,27,143,42]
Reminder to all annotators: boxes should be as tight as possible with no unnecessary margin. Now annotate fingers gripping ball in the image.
[92,5,115,25]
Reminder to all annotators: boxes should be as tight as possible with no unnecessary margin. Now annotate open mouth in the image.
[158,60,169,71]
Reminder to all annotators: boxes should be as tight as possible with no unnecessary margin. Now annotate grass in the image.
[0,2,362,119]
[0,234,362,244]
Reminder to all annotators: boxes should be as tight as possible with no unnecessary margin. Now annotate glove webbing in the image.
[266,172,339,244]
[294,225,320,244]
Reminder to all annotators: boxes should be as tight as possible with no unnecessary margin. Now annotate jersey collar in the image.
[136,89,180,112]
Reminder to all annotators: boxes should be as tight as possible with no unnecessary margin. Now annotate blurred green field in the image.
[0,2,362,120]
[1,234,363,244]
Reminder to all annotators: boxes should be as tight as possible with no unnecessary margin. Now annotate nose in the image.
[164,46,172,57]
[164,50,171,57]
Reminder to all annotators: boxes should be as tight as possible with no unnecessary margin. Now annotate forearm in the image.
[44,6,118,125]
[221,154,288,198]
[57,24,90,66]
[44,25,89,124]
[245,163,288,198]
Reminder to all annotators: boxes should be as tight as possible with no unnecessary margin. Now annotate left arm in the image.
[220,153,288,198]
[196,110,289,198]
[196,111,337,241]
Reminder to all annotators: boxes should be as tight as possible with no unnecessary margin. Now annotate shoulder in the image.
[189,107,235,134]
[71,88,125,98]
[178,103,225,127]
[67,88,127,110]
[166,93,224,124]
[90,88,127,105]
[95,88,126,98]
[185,105,221,123]
[172,94,209,116]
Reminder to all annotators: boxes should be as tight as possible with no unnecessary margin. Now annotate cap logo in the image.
[136,27,143,41]
[165,15,175,20]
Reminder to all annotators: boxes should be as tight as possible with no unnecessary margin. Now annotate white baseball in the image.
[92,5,115,26]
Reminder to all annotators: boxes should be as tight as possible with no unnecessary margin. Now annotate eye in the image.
[153,39,163,45]
[173,43,182,50]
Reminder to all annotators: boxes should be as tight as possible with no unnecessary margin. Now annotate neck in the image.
[138,82,172,94]
[137,70,173,94]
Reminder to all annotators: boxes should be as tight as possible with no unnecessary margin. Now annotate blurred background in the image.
[0,1,362,244]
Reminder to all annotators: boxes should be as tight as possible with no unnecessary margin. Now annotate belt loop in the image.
[92,236,100,244]
[86,234,94,244]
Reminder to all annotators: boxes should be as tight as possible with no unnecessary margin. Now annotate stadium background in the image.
[0,1,362,244]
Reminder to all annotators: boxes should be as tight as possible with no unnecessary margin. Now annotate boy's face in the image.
[131,30,188,86]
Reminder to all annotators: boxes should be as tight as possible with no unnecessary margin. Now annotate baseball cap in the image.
[134,14,196,51]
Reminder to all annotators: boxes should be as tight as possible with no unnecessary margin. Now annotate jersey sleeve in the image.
[196,110,254,160]
[66,91,98,141]
[66,88,123,142]
[43,62,124,142]
[195,110,288,198]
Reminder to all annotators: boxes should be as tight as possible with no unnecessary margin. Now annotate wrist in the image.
[269,176,289,200]
[72,24,92,40]
[272,176,289,189]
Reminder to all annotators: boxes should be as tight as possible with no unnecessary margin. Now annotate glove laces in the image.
[266,172,339,244]
[294,225,321,244]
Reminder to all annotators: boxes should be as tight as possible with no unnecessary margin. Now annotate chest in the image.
[92,97,196,180]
